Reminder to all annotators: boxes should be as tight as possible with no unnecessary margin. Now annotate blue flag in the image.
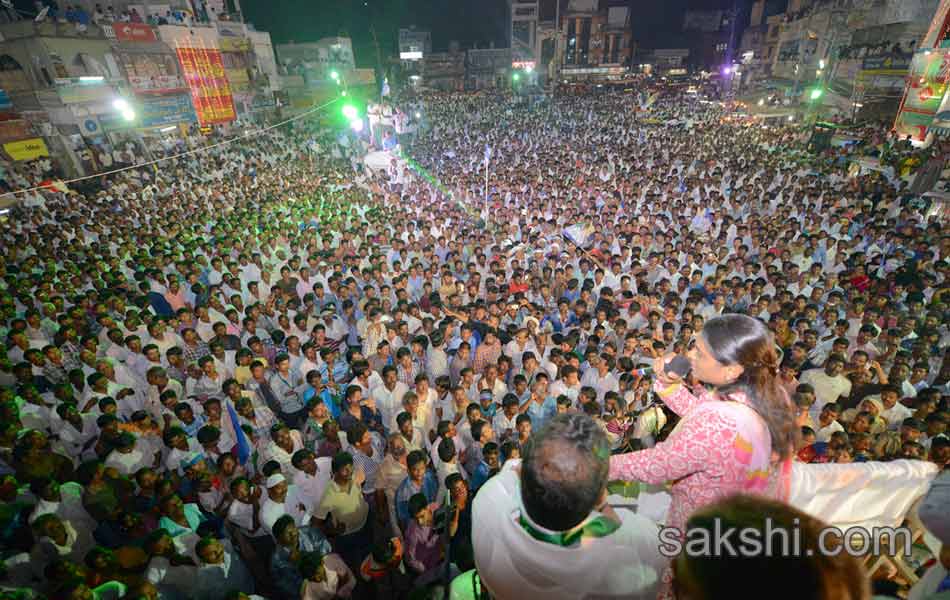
[226,400,251,466]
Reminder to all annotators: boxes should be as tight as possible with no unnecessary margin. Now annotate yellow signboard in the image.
[4,137,49,161]
[220,37,251,52]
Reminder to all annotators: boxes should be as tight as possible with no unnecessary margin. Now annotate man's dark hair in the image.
[520,413,609,531]
[438,437,456,462]
[272,514,296,542]
[407,449,427,469]
[346,422,368,446]
[408,493,429,518]
[331,451,353,473]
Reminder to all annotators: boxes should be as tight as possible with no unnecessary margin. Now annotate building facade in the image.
[398,27,431,60]
[424,48,466,91]
[682,8,735,72]
[558,0,633,81]
[466,47,512,89]
[768,0,937,116]
[509,0,541,68]
[0,3,279,175]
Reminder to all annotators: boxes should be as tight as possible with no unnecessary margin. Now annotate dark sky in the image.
[240,0,740,65]
[243,0,511,67]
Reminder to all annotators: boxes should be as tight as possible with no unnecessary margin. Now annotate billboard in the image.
[894,49,950,142]
[118,53,185,93]
[220,37,251,52]
[4,138,48,161]
[567,0,597,12]
[140,94,196,127]
[862,53,912,73]
[98,94,196,130]
[113,23,157,42]
[55,81,115,104]
[176,47,236,126]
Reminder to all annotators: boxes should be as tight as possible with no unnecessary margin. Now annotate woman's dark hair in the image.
[674,494,871,600]
[701,314,799,460]
[520,413,609,531]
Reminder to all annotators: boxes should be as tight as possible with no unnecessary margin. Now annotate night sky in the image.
[242,0,741,66]
[11,0,743,67]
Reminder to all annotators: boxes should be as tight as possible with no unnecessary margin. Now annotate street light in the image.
[330,70,340,82]
[112,97,136,122]
[809,87,823,100]
[513,72,521,82]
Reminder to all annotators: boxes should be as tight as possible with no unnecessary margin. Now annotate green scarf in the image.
[518,513,620,547]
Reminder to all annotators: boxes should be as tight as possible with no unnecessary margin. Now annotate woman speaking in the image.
[610,313,798,538]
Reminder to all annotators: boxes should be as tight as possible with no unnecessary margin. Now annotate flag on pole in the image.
[639,92,658,111]
[225,400,251,465]
[563,222,595,248]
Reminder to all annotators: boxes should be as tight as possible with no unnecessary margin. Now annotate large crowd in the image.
[0,86,947,600]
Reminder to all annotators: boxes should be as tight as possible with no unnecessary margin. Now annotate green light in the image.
[513,73,520,81]
[342,104,358,120]
[330,70,340,82]
[809,88,823,100]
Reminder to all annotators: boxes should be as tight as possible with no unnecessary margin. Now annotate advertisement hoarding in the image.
[113,23,158,42]
[4,138,48,161]
[894,49,950,141]
[119,53,185,93]
[176,46,236,126]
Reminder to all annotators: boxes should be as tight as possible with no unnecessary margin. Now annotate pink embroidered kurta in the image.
[610,381,782,536]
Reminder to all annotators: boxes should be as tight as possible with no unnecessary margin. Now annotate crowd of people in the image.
[0,85,947,600]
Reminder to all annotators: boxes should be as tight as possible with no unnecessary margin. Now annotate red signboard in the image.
[113,22,158,42]
[176,47,236,126]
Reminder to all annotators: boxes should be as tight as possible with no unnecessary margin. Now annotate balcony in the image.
[0,20,112,40]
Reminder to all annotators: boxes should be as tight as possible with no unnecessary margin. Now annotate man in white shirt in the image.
[814,403,845,443]
[426,330,449,381]
[103,432,153,476]
[472,413,664,600]
[878,385,913,431]
[580,354,620,406]
[260,473,311,536]
[800,354,852,421]
[372,366,409,433]
[292,450,333,509]
[548,365,582,408]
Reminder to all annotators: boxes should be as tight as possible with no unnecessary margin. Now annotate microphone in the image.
[634,355,691,378]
